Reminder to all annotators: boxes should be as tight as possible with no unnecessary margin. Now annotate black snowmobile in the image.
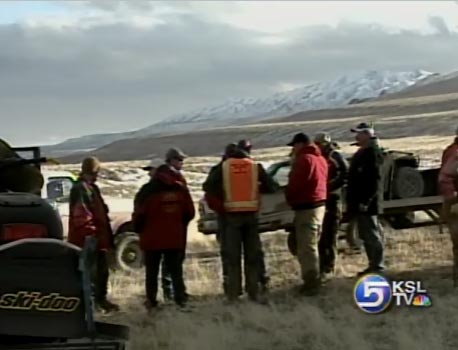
[0,140,129,349]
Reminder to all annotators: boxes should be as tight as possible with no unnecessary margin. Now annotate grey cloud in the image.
[428,16,450,36]
[65,0,154,12]
[1,12,457,145]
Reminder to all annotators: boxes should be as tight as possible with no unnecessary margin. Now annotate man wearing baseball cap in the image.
[346,122,385,276]
[314,132,348,279]
[203,143,238,295]
[165,148,187,176]
[133,148,195,309]
[285,132,328,295]
[202,142,278,303]
[235,139,270,291]
[137,156,177,302]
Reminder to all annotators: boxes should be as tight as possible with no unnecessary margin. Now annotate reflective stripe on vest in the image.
[222,158,259,212]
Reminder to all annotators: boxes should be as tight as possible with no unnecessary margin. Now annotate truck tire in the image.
[115,232,143,272]
[392,167,425,199]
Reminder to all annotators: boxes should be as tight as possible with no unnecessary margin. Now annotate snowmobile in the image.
[0,139,129,349]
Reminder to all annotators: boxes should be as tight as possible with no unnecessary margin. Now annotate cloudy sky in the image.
[1,1,458,146]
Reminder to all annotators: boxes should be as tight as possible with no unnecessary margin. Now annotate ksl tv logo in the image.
[354,274,432,314]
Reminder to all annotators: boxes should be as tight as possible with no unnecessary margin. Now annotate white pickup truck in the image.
[197,151,445,245]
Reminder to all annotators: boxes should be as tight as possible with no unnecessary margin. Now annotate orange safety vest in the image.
[222,158,259,212]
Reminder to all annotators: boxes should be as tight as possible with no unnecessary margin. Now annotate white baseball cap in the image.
[351,122,375,137]
[142,157,163,171]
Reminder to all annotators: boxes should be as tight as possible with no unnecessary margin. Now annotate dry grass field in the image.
[99,228,458,350]
[48,133,458,350]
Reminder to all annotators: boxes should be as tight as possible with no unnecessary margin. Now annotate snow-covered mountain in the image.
[147,69,433,131]
[44,69,435,157]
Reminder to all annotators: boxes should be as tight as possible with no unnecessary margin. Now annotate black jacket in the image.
[346,140,384,216]
[323,144,348,194]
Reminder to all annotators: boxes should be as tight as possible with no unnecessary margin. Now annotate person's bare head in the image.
[80,157,101,183]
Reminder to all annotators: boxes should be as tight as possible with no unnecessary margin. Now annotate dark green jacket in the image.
[346,138,384,216]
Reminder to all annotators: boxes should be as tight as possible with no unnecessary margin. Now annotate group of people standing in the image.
[66,121,387,311]
[203,122,386,299]
[67,148,195,312]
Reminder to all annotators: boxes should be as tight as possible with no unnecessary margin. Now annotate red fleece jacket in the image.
[285,144,328,210]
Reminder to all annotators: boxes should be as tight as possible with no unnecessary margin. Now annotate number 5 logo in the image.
[354,274,392,314]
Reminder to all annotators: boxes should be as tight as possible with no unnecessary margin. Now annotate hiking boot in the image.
[260,279,269,294]
[183,292,194,302]
[144,300,159,312]
[299,278,322,297]
[224,295,241,305]
[95,299,120,313]
[163,290,174,302]
[320,269,335,283]
[356,267,385,278]
[249,294,270,305]
[299,285,320,297]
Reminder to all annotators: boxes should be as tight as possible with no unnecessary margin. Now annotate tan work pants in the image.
[294,206,326,286]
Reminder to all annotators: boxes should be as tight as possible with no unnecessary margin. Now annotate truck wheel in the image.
[287,231,297,256]
[392,167,425,199]
[115,233,143,272]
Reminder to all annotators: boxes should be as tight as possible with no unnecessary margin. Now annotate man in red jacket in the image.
[133,160,195,310]
[68,157,119,313]
[285,132,328,295]
[140,157,176,302]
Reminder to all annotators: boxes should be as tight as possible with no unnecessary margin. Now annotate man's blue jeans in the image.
[357,214,384,270]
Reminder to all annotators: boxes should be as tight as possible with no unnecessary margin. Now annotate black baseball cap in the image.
[237,139,252,152]
[287,132,310,146]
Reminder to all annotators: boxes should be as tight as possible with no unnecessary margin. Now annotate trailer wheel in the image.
[392,167,425,199]
[115,232,143,272]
